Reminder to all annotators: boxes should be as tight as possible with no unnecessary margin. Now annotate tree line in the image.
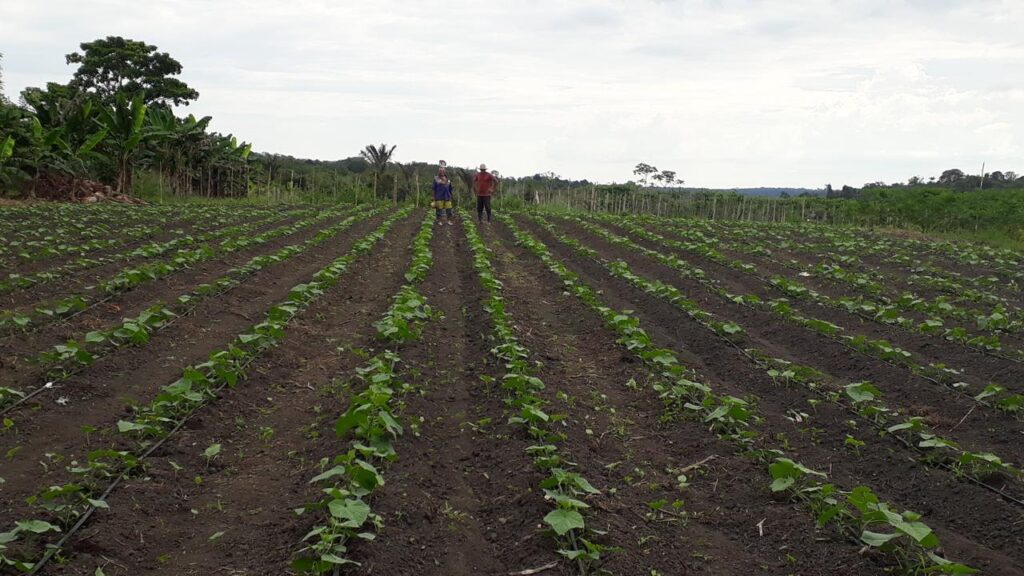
[0,39,499,204]
[0,38,257,200]
[827,167,1023,199]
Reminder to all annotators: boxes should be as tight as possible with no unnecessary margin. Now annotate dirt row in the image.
[733,233,1019,307]
[518,216,1024,574]
[565,216,1024,467]
[611,218,1024,402]
[708,222,1024,312]
[6,209,1022,575]
[711,221,1023,292]
[349,221,551,575]
[0,206,311,311]
[0,211,391,530]
[1,206,295,282]
[479,222,878,575]
[721,238,1024,326]
[0,209,358,395]
[43,217,551,576]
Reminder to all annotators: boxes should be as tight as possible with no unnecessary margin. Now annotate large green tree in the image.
[0,52,7,104]
[65,36,199,107]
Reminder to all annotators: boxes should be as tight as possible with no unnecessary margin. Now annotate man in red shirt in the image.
[473,163,496,223]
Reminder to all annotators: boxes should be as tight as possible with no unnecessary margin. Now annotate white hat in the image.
[479,163,487,171]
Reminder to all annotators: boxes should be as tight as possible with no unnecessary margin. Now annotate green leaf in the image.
[15,519,60,534]
[543,508,585,536]
[116,420,147,433]
[893,518,937,547]
[321,553,360,566]
[335,406,366,437]
[308,465,347,484]
[720,322,743,335]
[770,477,795,492]
[844,381,881,404]
[0,135,14,163]
[926,552,979,574]
[349,460,384,491]
[328,498,371,528]
[79,128,109,155]
[860,530,899,548]
[203,443,222,459]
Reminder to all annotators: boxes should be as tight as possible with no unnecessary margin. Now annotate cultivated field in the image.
[1,203,1023,575]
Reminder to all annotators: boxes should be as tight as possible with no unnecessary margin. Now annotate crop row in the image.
[643,216,1024,358]
[292,210,435,573]
[0,206,385,416]
[723,227,1024,338]
[502,213,976,574]
[0,208,410,573]
[0,205,348,334]
[711,220,1021,307]
[0,206,308,295]
[0,204,262,265]
[463,212,610,573]
[710,216,1024,285]
[593,214,1024,417]
[530,213,1023,503]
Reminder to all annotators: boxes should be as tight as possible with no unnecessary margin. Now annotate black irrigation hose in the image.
[24,207,403,574]
[26,355,260,576]
[0,209,325,342]
[0,210,291,297]
[1,209,376,418]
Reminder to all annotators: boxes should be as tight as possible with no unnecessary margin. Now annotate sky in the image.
[1,0,1022,188]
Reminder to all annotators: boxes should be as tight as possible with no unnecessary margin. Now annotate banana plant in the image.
[99,92,156,193]
[0,134,22,190]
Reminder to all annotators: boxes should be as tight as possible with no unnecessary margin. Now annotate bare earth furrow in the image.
[0,210,355,387]
[556,216,1024,471]
[519,216,1024,574]
[37,212,419,575]
[0,212,389,522]
[352,220,550,575]
[486,221,873,575]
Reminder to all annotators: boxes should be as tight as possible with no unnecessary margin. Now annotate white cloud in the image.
[1,0,1021,187]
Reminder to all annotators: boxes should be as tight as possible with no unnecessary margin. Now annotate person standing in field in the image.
[432,164,454,225]
[473,163,496,223]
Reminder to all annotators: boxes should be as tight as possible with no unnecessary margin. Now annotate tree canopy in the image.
[0,52,7,104]
[65,36,199,107]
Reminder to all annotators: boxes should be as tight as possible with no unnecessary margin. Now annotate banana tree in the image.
[0,134,22,191]
[99,92,153,194]
[144,108,210,196]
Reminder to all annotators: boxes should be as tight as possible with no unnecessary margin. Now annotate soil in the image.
[1,206,1022,576]
[519,216,1024,574]
[0,212,390,525]
[0,210,354,391]
[480,222,873,575]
